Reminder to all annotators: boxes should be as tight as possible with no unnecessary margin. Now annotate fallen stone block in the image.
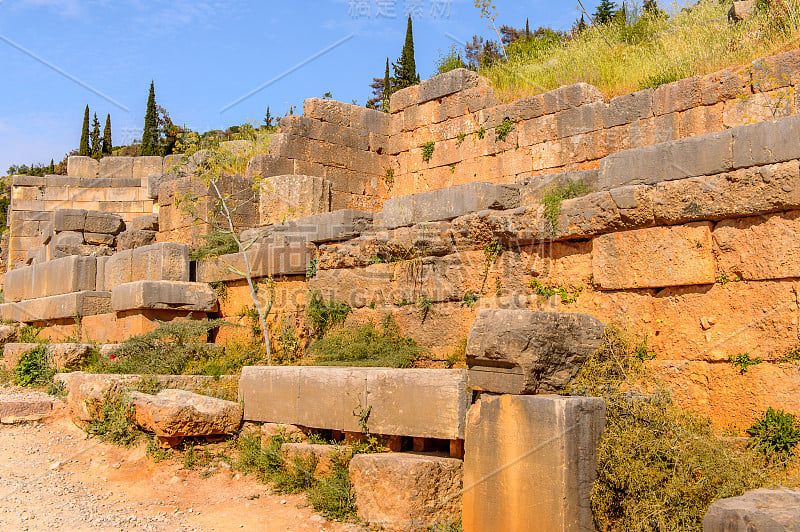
[116,229,156,250]
[241,209,375,246]
[466,309,605,395]
[703,488,800,531]
[260,174,332,225]
[0,389,55,424]
[196,243,314,283]
[53,209,87,232]
[592,222,716,289]
[463,395,606,532]
[130,389,243,437]
[111,281,219,312]
[350,453,463,531]
[282,443,352,475]
[84,232,115,246]
[127,214,159,232]
[0,325,17,343]
[239,367,470,439]
[53,231,84,249]
[84,211,124,235]
[379,182,520,230]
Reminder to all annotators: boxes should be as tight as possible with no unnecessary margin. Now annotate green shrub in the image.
[85,389,142,447]
[566,326,767,531]
[495,117,514,142]
[14,344,53,387]
[306,291,351,338]
[94,319,230,376]
[190,230,239,261]
[436,45,468,74]
[747,407,800,460]
[729,352,763,374]
[237,433,285,482]
[309,316,422,368]
[421,141,435,162]
[308,451,357,521]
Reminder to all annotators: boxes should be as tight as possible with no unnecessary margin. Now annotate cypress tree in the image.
[48,159,55,174]
[79,105,90,157]
[141,81,158,156]
[392,15,420,90]
[102,114,112,155]
[90,113,101,158]
[382,58,391,112]
[526,19,530,37]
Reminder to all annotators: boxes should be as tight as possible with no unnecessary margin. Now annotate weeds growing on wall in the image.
[495,117,514,142]
[566,326,774,532]
[483,1,800,101]
[530,279,583,304]
[421,141,435,162]
[747,407,800,460]
[729,352,763,374]
[310,315,423,368]
[306,291,352,338]
[190,230,239,261]
[542,180,591,235]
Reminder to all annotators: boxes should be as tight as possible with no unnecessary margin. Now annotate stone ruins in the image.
[4,47,800,530]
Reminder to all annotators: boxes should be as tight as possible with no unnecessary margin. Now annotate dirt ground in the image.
[0,406,361,532]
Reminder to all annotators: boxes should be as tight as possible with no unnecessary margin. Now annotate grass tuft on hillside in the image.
[483,0,800,100]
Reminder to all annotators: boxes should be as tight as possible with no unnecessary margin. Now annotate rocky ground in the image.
[0,387,359,532]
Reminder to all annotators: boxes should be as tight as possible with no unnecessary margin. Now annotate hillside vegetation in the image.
[483,0,800,100]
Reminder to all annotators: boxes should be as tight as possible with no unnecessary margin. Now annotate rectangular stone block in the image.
[239,366,470,439]
[598,129,733,189]
[84,211,124,234]
[132,156,163,178]
[603,88,654,128]
[98,156,134,179]
[196,242,314,283]
[463,395,606,532]
[732,114,800,168]
[654,76,701,115]
[104,242,189,290]
[592,222,716,289]
[4,255,97,302]
[67,156,99,178]
[111,281,218,312]
[0,291,111,322]
[379,182,520,230]
[241,209,374,247]
[53,209,87,232]
[519,170,599,205]
[260,175,332,225]
[11,175,46,187]
[417,68,480,104]
[713,211,800,281]
[542,82,604,114]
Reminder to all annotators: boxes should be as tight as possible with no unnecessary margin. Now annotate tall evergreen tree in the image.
[102,114,112,155]
[593,0,618,24]
[392,16,420,90]
[79,105,90,157]
[264,106,274,128]
[141,81,158,156]
[577,14,588,32]
[90,113,101,157]
[382,58,391,112]
[48,159,55,174]
[525,19,530,37]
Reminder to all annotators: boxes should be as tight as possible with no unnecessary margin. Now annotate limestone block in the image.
[732,114,800,168]
[379,182,520,230]
[96,256,108,292]
[241,209,374,247]
[84,211,124,234]
[592,222,716,289]
[238,367,470,439]
[603,88,654,128]
[163,154,184,173]
[67,156,98,178]
[389,85,419,113]
[350,453,463,531]
[728,1,756,22]
[130,389,243,437]
[519,170,599,206]
[598,129,733,189]
[713,211,800,280]
[128,214,158,232]
[3,255,97,302]
[53,231,84,249]
[654,76,701,115]
[302,98,352,127]
[281,443,352,475]
[195,242,314,283]
[98,156,134,179]
[132,156,163,178]
[245,153,293,180]
[0,291,111,323]
[116,230,156,251]
[0,389,54,424]
[542,82,604,114]
[53,209,87,232]
[261,422,304,441]
[703,488,800,531]
[463,395,606,532]
[466,309,605,395]
[131,242,190,284]
[111,281,218,312]
[84,232,115,246]
[417,68,480,104]
[260,175,332,225]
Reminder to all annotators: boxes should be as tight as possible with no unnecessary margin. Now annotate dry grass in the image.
[484,0,800,100]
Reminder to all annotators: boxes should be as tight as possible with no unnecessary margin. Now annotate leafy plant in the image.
[476,126,486,139]
[384,167,395,186]
[746,407,800,460]
[306,256,318,279]
[85,389,142,447]
[456,132,467,146]
[461,291,479,308]
[421,141,435,162]
[542,180,591,235]
[417,295,434,323]
[209,281,228,302]
[310,316,422,368]
[495,117,514,141]
[729,352,763,374]
[307,451,357,521]
[530,279,583,304]
[306,291,352,338]
[190,229,239,261]
[14,344,53,387]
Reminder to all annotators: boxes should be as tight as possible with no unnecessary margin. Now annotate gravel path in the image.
[0,401,358,532]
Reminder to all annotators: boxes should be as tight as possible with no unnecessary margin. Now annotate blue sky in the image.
[0,0,608,173]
